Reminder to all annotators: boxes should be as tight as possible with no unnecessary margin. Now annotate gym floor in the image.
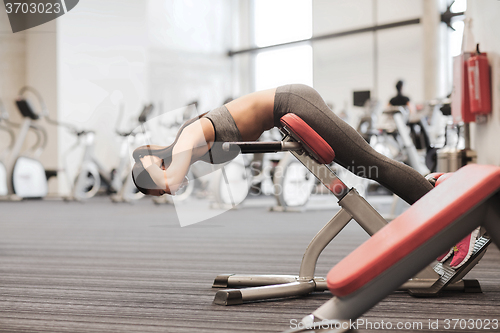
[1,195,499,333]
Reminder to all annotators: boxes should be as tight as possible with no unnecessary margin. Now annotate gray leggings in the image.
[274,84,433,205]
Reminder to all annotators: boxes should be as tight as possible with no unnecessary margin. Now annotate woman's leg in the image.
[273,84,433,205]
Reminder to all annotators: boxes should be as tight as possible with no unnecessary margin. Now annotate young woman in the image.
[133,84,481,269]
[132,84,433,204]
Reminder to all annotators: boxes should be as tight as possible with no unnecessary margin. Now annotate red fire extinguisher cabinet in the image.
[467,52,492,115]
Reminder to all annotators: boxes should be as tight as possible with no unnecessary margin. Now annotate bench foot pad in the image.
[214,289,243,305]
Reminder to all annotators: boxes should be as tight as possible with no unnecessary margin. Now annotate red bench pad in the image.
[280,114,335,164]
[327,164,500,297]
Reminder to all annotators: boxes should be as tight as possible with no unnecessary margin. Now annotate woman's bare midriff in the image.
[224,88,276,141]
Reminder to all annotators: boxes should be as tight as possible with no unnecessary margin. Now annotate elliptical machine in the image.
[68,104,154,201]
[4,87,50,199]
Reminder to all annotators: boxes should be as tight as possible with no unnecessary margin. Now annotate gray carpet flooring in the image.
[0,196,499,333]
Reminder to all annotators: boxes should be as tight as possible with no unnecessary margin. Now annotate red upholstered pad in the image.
[327,164,500,297]
[280,114,335,164]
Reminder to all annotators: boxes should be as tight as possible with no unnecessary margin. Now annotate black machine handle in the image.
[383,105,407,115]
[16,86,50,120]
[222,141,302,154]
[15,98,40,120]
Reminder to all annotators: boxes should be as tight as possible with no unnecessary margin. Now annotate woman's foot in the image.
[436,247,454,263]
[449,227,481,269]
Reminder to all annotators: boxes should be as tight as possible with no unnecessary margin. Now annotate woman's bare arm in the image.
[140,88,275,195]
[142,118,215,194]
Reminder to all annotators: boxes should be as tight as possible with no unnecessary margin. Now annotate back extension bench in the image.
[212,114,491,305]
[295,164,499,331]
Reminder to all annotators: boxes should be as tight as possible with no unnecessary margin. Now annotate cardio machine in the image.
[374,106,430,175]
[69,104,154,201]
[4,87,50,199]
[209,127,316,210]
[212,114,490,306]
[110,104,154,202]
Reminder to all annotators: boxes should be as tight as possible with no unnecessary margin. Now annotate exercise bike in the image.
[110,104,154,203]
[68,104,154,201]
[374,105,430,175]
[210,127,316,210]
[4,87,51,199]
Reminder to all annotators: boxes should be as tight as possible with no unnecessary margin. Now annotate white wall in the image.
[0,11,59,192]
[312,0,374,120]
[313,33,374,115]
[312,0,438,124]
[26,21,58,174]
[2,0,238,195]
[56,0,149,193]
[467,0,500,166]
[148,0,235,118]
[57,0,237,193]
[0,9,26,149]
[231,0,253,97]
[377,25,424,105]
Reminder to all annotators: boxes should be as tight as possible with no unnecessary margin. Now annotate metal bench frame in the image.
[212,118,487,306]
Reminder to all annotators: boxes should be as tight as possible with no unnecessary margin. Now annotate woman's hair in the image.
[132,162,162,195]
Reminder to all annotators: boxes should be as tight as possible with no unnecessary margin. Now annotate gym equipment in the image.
[208,125,315,210]
[436,120,477,173]
[110,104,153,203]
[373,105,436,219]
[214,127,316,210]
[376,106,429,175]
[151,104,214,205]
[4,87,50,199]
[355,98,379,142]
[64,127,106,200]
[272,152,316,209]
[69,104,153,201]
[254,128,316,210]
[294,164,498,331]
[151,107,315,208]
[209,142,315,210]
[204,131,308,209]
[209,156,251,207]
[370,100,452,174]
[212,114,482,306]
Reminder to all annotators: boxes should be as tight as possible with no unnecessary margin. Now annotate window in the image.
[253,0,313,91]
[449,0,467,57]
